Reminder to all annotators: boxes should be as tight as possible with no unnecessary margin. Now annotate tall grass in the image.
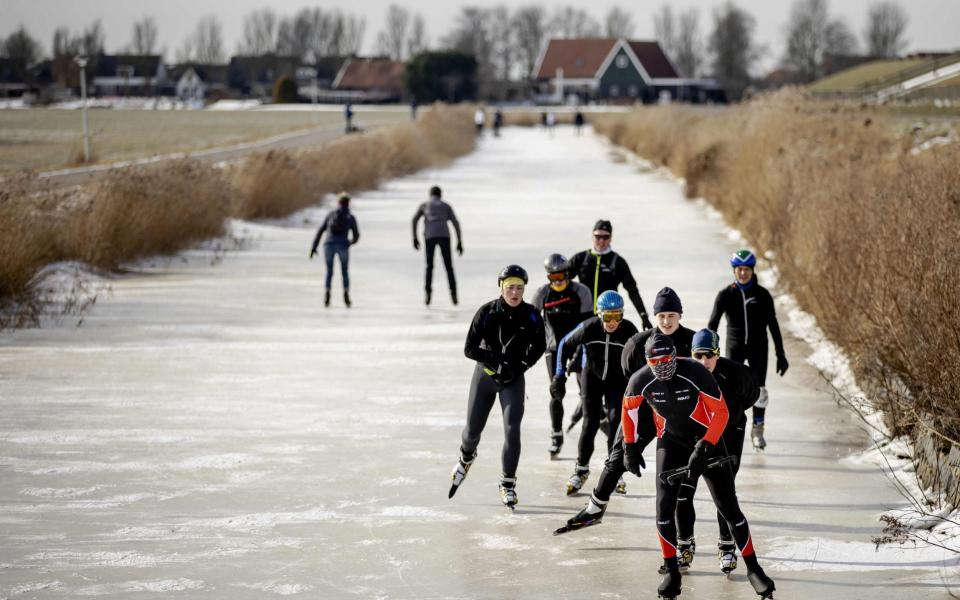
[1,104,477,325]
[593,91,960,473]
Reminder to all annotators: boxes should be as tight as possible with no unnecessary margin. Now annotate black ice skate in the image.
[548,431,563,459]
[747,567,775,599]
[718,539,738,574]
[499,477,518,509]
[657,561,682,599]
[553,496,607,535]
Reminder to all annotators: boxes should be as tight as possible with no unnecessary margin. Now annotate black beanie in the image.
[593,219,612,234]
[653,286,682,315]
[644,332,676,358]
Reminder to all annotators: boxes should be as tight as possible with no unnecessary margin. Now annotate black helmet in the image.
[543,253,568,274]
[498,264,528,285]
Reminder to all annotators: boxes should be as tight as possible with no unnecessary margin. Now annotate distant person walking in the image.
[574,110,585,135]
[412,185,463,306]
[310,193,360,308]
[493,108,504,137]
[474,107,486,135]
[546,111,557,137]
[344,103,354,133]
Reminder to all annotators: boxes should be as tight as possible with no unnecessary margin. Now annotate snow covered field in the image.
[1,127,957,599]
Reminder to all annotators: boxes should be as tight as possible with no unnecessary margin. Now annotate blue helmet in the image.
[730,249,756,269]
[691,329,720,355]
[596,290,624,313]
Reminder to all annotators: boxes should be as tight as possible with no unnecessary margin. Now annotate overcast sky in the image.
[4,0,958,73]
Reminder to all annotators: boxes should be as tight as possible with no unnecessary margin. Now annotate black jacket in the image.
[711,357,760,426]
[555,316,639,382]
[567,249,648,320]
[621,325,696,377]
[622,358,729,449]
[707,277,784,355]
[531,281,593,351]
[464,298,545,377]
[311,207,359,250]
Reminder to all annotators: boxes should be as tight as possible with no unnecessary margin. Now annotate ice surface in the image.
[1,127,958,599]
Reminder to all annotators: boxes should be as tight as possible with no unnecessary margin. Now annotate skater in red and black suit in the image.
[621,333,775,599]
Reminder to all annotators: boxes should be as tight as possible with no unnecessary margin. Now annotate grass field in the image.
[0,107,412,172]
[809,58,928,92]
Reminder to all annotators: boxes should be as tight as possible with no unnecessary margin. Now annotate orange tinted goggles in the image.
[547,272,567,281]
[646,353,675,366]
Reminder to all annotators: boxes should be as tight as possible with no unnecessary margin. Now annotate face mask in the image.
[647,352,677,381]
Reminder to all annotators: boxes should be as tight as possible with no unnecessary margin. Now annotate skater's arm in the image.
[574,282,593,313]
[531,285,547,311]
[411,204,424,244]
[310,216,328,253]
[618,260,650,326]
[555,321,588,376]
[765,290,786,357]
[521,311,546,370]
[698,387,729,446]
[738,363,761,409]
[447,205,463,248]
[620,332,645,378]
[707,289,725,332]
[621,392,650,444]
[349,215,360,245]
[567,251,585,282]
[463,306,496,367]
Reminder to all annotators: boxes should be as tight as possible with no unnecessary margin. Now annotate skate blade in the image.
[448,484,460,499]
[552,518,601,535]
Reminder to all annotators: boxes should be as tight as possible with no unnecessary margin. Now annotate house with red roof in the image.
[332,57,406,103]
[533,38,723,104]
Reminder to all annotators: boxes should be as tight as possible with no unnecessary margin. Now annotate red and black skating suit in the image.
[622,358,763,570]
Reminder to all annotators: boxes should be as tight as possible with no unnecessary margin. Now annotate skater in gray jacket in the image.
[412,186,464,305]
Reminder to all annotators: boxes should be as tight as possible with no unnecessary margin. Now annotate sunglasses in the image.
[593,234,611,240]
[646,353,675,366]
[600,310,623,323]
[547,272,567,281]
[693,351,718,360]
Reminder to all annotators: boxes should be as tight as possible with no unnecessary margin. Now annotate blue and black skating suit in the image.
[555,316,639,468]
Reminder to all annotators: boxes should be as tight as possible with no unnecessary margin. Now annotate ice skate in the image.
[718,539,738,575]
[499,477,518,509]
[548,431,564,459]
[553,495,606,535]
[747,567,775,599]
[615,476,627,495]
[566,465,589,496]
[657,562,682,599]
[450,289,458,305]
[447,450,475,499]
[425,290,431,306]
[324,290,331,307]
[677,537,695,571]
[751,423,767,451]
[343,290,352,308]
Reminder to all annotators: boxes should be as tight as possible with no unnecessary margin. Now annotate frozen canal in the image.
[1,127,957,599]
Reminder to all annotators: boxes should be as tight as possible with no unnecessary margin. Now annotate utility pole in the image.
[75,56,91,163]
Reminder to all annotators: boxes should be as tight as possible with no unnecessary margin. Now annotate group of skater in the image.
[308,187,786,597]
[447,218,787,599]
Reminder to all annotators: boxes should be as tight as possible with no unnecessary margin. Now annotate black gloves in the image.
[550,374,567,401]
[456,241,463,256]
[413,238,420,250]
[309,249,317,259]
[686,439,713,481]
[641,313,653,330]
[624,443,646,476]
[776,354,789,376]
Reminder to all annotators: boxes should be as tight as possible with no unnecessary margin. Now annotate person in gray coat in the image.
[412,185,463,305]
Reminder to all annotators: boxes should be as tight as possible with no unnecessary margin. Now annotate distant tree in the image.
[490,5,516,81]
[339,13,366,56]
[654,6,678,62]
[51,21,105,88]
[709,2,758,100]
[783,0,858,82]
[549,6,601,38]
[81,20,106,57]
[513,5,549,78]
[2,25,42,66]
[238,8,277,55]
[276,10,314,60]
[674,9,703,77]
[273,75,299,103]
[131,17,158,55]
[189,15,225,63]
[604,6,635,39]
[864,1,908,58]
[407,14,428,58]
[406,50,477,102]
[376,5,410,60]
[444,8,495,96]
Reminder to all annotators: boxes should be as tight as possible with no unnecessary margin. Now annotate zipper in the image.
[602,332,610,380]
[739,287,749,345]
[592,253,601,313]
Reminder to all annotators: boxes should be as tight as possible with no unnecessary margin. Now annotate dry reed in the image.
[593,89,960,456]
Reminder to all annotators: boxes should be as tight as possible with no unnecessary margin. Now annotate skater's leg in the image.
[717,419,746,539]
[424,237,438,294]
[702,461,760,569]
[676,475,699,541]
[745,345,768,424]
[438,237,457,296]
[603,379,626,453]
[655,437,691,560]
[460,364,499,457]
[323,243,336,291]
[336,243,350,291]
[499,375,526,478]
[593,424,626,502]
[545,352,564,432]
[577,372,603,466]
